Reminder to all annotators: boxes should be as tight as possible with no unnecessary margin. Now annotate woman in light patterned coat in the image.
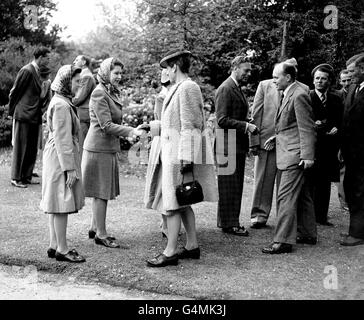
[146,49,218,267]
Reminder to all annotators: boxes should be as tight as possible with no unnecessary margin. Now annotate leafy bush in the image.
[0,105,12,147]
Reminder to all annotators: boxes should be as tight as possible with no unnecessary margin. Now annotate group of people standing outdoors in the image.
[7,45,364,267]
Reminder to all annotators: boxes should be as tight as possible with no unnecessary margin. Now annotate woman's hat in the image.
[160,49,191,68]
[311,63,334,78]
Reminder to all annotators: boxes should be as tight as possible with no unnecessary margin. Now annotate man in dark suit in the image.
[215,55,258,236]
[340,54,364,246]
[72,55,96,155]
[8,47,50,188]
[310,64,344,226]
[262,62,317,254]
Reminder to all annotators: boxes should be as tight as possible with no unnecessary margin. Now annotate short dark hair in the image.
[281,63,297,81]
[33,47,50,59]
[71,66,82,78]
[111,58,124,71]
[313,67,333,81]
[166,54,191,74]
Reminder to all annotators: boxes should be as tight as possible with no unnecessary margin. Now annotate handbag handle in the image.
[181,162,195,185]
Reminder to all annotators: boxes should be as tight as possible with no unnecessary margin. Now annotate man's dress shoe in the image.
[177,247,200,259]
[147,253,178,267]
[296,236,317,245]
[32,173,40,178]
[11,180,27,188]
[340,236,364,246]
[222,226,249,236]
[23,179,40,185]
[262,243,292,254]
[251,222,267,229]
[317,220,334,227]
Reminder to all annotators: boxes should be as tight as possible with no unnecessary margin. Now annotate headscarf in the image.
[97,57,121,96]
[51,65,80,99]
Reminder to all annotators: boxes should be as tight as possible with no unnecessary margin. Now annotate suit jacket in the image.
[83,84,133,153]
[215,77,250,155]
[310,90,343,180]
[8,63,43,124]
[72,68,96,123]
[341,84,364,165]
[249,79,280,148]
[275,82,316,170]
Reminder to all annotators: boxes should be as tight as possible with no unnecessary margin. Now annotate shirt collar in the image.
[315,89,327,98]
[31,60,40,73]
[283,82,295,97]
[359,81,364,92]
[230,75,239,88]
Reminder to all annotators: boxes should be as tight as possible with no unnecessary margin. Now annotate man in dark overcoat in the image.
[215,55,258,236]
[8,47,50,187]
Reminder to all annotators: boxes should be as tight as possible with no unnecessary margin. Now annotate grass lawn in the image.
[0,148,363,299]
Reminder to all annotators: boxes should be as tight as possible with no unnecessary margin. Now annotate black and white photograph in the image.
[0,0,363,309]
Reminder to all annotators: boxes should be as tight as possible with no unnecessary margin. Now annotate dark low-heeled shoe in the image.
[146,253,178,267]
[55,250,86,263]
[47,248,56,258]
[177,247,200,259]
[95,236,120,248]
[262,242,292,254]
[89,230,115,241]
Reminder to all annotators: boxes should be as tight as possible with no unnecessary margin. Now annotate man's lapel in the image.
[346,85,361,113]
[276,82,297,122]
[29,63,42,89]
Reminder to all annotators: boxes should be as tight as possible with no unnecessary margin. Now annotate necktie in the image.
[321,92,327,106]
[280,92,284,106]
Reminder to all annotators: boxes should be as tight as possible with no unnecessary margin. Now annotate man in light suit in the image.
[249,58,309,229]
[8,47,50,188]
[249,78,280,228]
[262,62,317,254]
[73,55,96,154]
[340,54,364,246]
[215,55,258,236]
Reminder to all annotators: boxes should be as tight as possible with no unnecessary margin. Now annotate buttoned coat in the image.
[215,77,250,156]
[152,78,217,211]
[40,94,85,213]
[310,90,343,181]
[83,84,133,153]
[275,82,316,170]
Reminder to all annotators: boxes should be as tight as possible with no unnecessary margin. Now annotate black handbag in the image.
[176,169,204,206]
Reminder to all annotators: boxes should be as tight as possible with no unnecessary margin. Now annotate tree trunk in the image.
[281,21,288,60]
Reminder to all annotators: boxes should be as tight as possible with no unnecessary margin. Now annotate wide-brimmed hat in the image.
[159,49,191,68]
[311,63,334,78]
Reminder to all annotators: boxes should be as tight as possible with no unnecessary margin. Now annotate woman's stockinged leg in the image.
[93,197,108,238]
[163,213,181,257]
[181,206,198,250]
[48,214,57,250]
[54,214,68,254]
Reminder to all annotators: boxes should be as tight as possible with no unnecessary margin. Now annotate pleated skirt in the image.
[82,150,119,200]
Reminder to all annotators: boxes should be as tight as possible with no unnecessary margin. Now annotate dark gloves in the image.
[180,161,194,174]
